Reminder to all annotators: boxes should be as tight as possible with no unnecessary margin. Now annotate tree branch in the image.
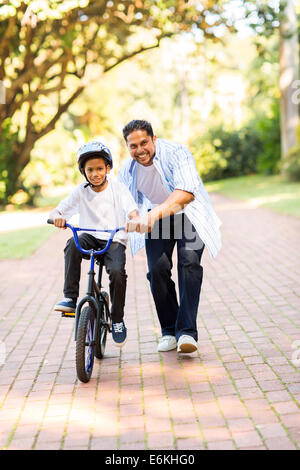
[103,35,172,74]
[37,85,85,140]
[0,16,17,80]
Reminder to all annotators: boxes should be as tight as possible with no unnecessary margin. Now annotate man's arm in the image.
[127,189,194,233]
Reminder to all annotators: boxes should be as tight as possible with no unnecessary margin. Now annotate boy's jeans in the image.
[64,234,127,323]
[145,213,205,342]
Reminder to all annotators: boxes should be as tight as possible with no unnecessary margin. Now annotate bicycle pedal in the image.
[61,312,75,318]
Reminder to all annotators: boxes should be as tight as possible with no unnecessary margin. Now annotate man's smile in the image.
[137,154,148,160]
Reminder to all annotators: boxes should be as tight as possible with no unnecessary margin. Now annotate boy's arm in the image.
[48,187,80,229]
[116,181,139,224]
[48,208,67,229]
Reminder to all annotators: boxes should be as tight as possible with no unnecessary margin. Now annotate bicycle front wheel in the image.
[76,306,95,383]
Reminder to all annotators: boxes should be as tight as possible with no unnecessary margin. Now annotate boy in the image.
[49,140,139,347]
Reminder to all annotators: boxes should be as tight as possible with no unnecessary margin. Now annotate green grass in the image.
[0,225,55,259]
[0,186,70,260]
[206,174,300,218]
[35,191,70,208]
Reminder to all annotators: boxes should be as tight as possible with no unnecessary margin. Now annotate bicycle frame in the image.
[47,220,125,340]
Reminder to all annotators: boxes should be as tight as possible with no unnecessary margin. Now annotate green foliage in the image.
[0,0,233,204]
[255,101,281,174]
[243,0,280,37]
[0,118,18,202]
[190,141,227,182]
[191,99,280,182]
[191,126,262,182]
[20,118,80,202]
[282,145,300,182]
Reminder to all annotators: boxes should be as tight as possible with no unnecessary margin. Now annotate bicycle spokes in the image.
[85,319,94,373]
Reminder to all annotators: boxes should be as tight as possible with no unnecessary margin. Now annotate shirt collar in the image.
[129,159,136,175]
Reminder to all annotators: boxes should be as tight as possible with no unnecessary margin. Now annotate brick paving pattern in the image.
[0,193,299,450]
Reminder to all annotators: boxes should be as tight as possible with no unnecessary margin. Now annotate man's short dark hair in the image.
[122,120,154,141]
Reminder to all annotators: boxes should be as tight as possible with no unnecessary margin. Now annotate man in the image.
[119,120,221,354]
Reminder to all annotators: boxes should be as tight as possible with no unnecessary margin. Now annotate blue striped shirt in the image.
[118,138,222,258]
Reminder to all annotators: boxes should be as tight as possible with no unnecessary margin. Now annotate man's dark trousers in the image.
[145,213,205,342]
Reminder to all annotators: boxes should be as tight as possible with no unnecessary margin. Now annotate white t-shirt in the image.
[50,179,138,246]
[136,163,169,204]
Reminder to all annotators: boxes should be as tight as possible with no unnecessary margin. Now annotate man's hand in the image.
[54,217,67,229]
[126,215,155,234]
[126,189,194,234]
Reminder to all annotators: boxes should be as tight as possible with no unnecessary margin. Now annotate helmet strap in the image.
[83,170,108,189]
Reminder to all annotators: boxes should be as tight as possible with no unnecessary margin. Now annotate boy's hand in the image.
[126,215,155,234]
[54,217,67,229]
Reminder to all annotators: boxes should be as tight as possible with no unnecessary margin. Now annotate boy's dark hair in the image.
[122,120,154,141]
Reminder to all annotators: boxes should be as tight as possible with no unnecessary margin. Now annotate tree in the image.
[242,0,299,167]
[279,0,299,159]
[0,0,234,203]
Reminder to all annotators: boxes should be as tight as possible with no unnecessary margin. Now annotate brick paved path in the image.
[0,194,300,450]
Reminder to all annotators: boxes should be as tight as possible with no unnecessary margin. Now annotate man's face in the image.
[126,130,156,167]
[83,157,110,186]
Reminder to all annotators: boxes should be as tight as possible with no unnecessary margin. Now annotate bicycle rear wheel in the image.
[95,291,110,360]
[76,306,95,383]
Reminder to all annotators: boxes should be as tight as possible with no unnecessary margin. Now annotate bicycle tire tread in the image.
[76,306,95,383]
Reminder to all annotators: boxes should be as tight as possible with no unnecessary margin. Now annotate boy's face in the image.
[83,157,110,186]
[126,129,157,167]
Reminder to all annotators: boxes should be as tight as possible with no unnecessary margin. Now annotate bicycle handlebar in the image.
[47,219,125,256]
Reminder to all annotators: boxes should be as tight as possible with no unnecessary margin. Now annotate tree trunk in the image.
[279,0,299,162]
[4,142,33,203]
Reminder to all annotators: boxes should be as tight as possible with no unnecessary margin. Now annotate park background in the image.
[0,0,300,255]
[1,0,300,452]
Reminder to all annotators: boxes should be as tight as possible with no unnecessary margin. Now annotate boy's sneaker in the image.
[112,321,127,347]
[54,297,76,313]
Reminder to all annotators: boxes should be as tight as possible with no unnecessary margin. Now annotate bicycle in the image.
[47,219,125,383]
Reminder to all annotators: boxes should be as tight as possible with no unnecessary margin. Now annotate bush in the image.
[190,140,227,181]
[255,101,281,174]
[282,145,300,181]
[0,118,19,204]
[190,101,281,182]
[191,126,262,182]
